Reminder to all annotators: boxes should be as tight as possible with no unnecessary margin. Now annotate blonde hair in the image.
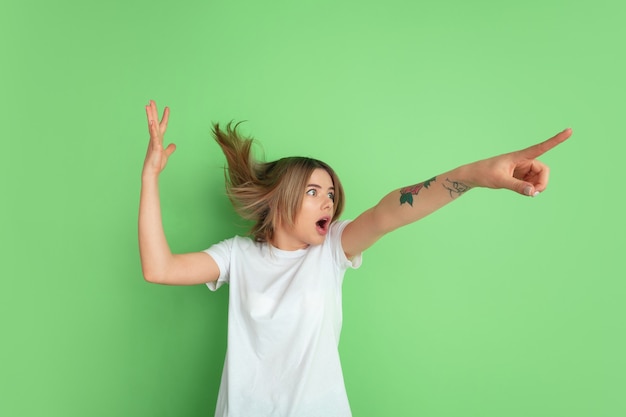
[212,122,345,243]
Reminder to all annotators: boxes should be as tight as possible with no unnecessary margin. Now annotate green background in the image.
[1,0,624,416]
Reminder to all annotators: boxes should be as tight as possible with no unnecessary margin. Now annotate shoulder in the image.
[326,219,362,269]
[329,219,352,238]
[203,235,265,290]
[204,235,258,257]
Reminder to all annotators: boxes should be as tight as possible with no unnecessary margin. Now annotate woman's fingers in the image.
[509,160,550,195]
[164,143,176,158]
[145,104,154,134]
[524,161,550,193]
[142,100,176,176]
[160,106,169,132]
[502,129,570,195]
[149,119,161,150]
[146,100,169,146]
[518,128,572,159]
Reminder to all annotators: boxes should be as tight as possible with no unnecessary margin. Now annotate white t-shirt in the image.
[204,220,362,417]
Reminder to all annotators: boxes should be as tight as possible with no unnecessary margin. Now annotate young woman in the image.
[139,100,571,416]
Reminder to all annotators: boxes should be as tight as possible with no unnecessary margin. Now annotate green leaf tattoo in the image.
[399,177,436,206]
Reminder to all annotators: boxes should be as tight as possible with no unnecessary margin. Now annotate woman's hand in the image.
[466,128,572,196]
[143,100,176,178]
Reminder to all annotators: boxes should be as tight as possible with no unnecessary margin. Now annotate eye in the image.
[306,189,317,197]
[328,192,335,202]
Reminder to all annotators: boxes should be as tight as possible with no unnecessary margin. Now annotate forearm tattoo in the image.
[399,177,436,206]
[442,178,471,199]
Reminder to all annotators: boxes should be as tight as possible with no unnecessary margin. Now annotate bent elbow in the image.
[141,267,165,284]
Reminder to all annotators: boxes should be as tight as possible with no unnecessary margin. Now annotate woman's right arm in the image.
[139,100,220,285]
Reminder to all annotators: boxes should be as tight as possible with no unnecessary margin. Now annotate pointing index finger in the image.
[519,128,572,159]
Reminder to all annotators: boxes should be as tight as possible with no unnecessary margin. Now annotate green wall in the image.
[2,0,624,416]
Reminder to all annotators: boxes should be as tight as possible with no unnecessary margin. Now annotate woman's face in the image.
[272,168,335,251]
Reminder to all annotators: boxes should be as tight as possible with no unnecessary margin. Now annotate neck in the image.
[271,223,309,251]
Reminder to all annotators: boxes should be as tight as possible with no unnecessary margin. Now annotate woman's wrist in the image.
[141,167,161,184]
[451,164,478,190]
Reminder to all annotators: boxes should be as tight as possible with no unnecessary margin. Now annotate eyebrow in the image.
[306,183,335,190]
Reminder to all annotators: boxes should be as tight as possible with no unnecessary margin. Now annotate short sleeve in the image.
[203,237,234,291]
[329,220,363,270]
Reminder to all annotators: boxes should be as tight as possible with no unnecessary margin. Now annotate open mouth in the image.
[315,217,331,234]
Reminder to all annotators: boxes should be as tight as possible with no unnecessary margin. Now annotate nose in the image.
[322,195,334,210]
